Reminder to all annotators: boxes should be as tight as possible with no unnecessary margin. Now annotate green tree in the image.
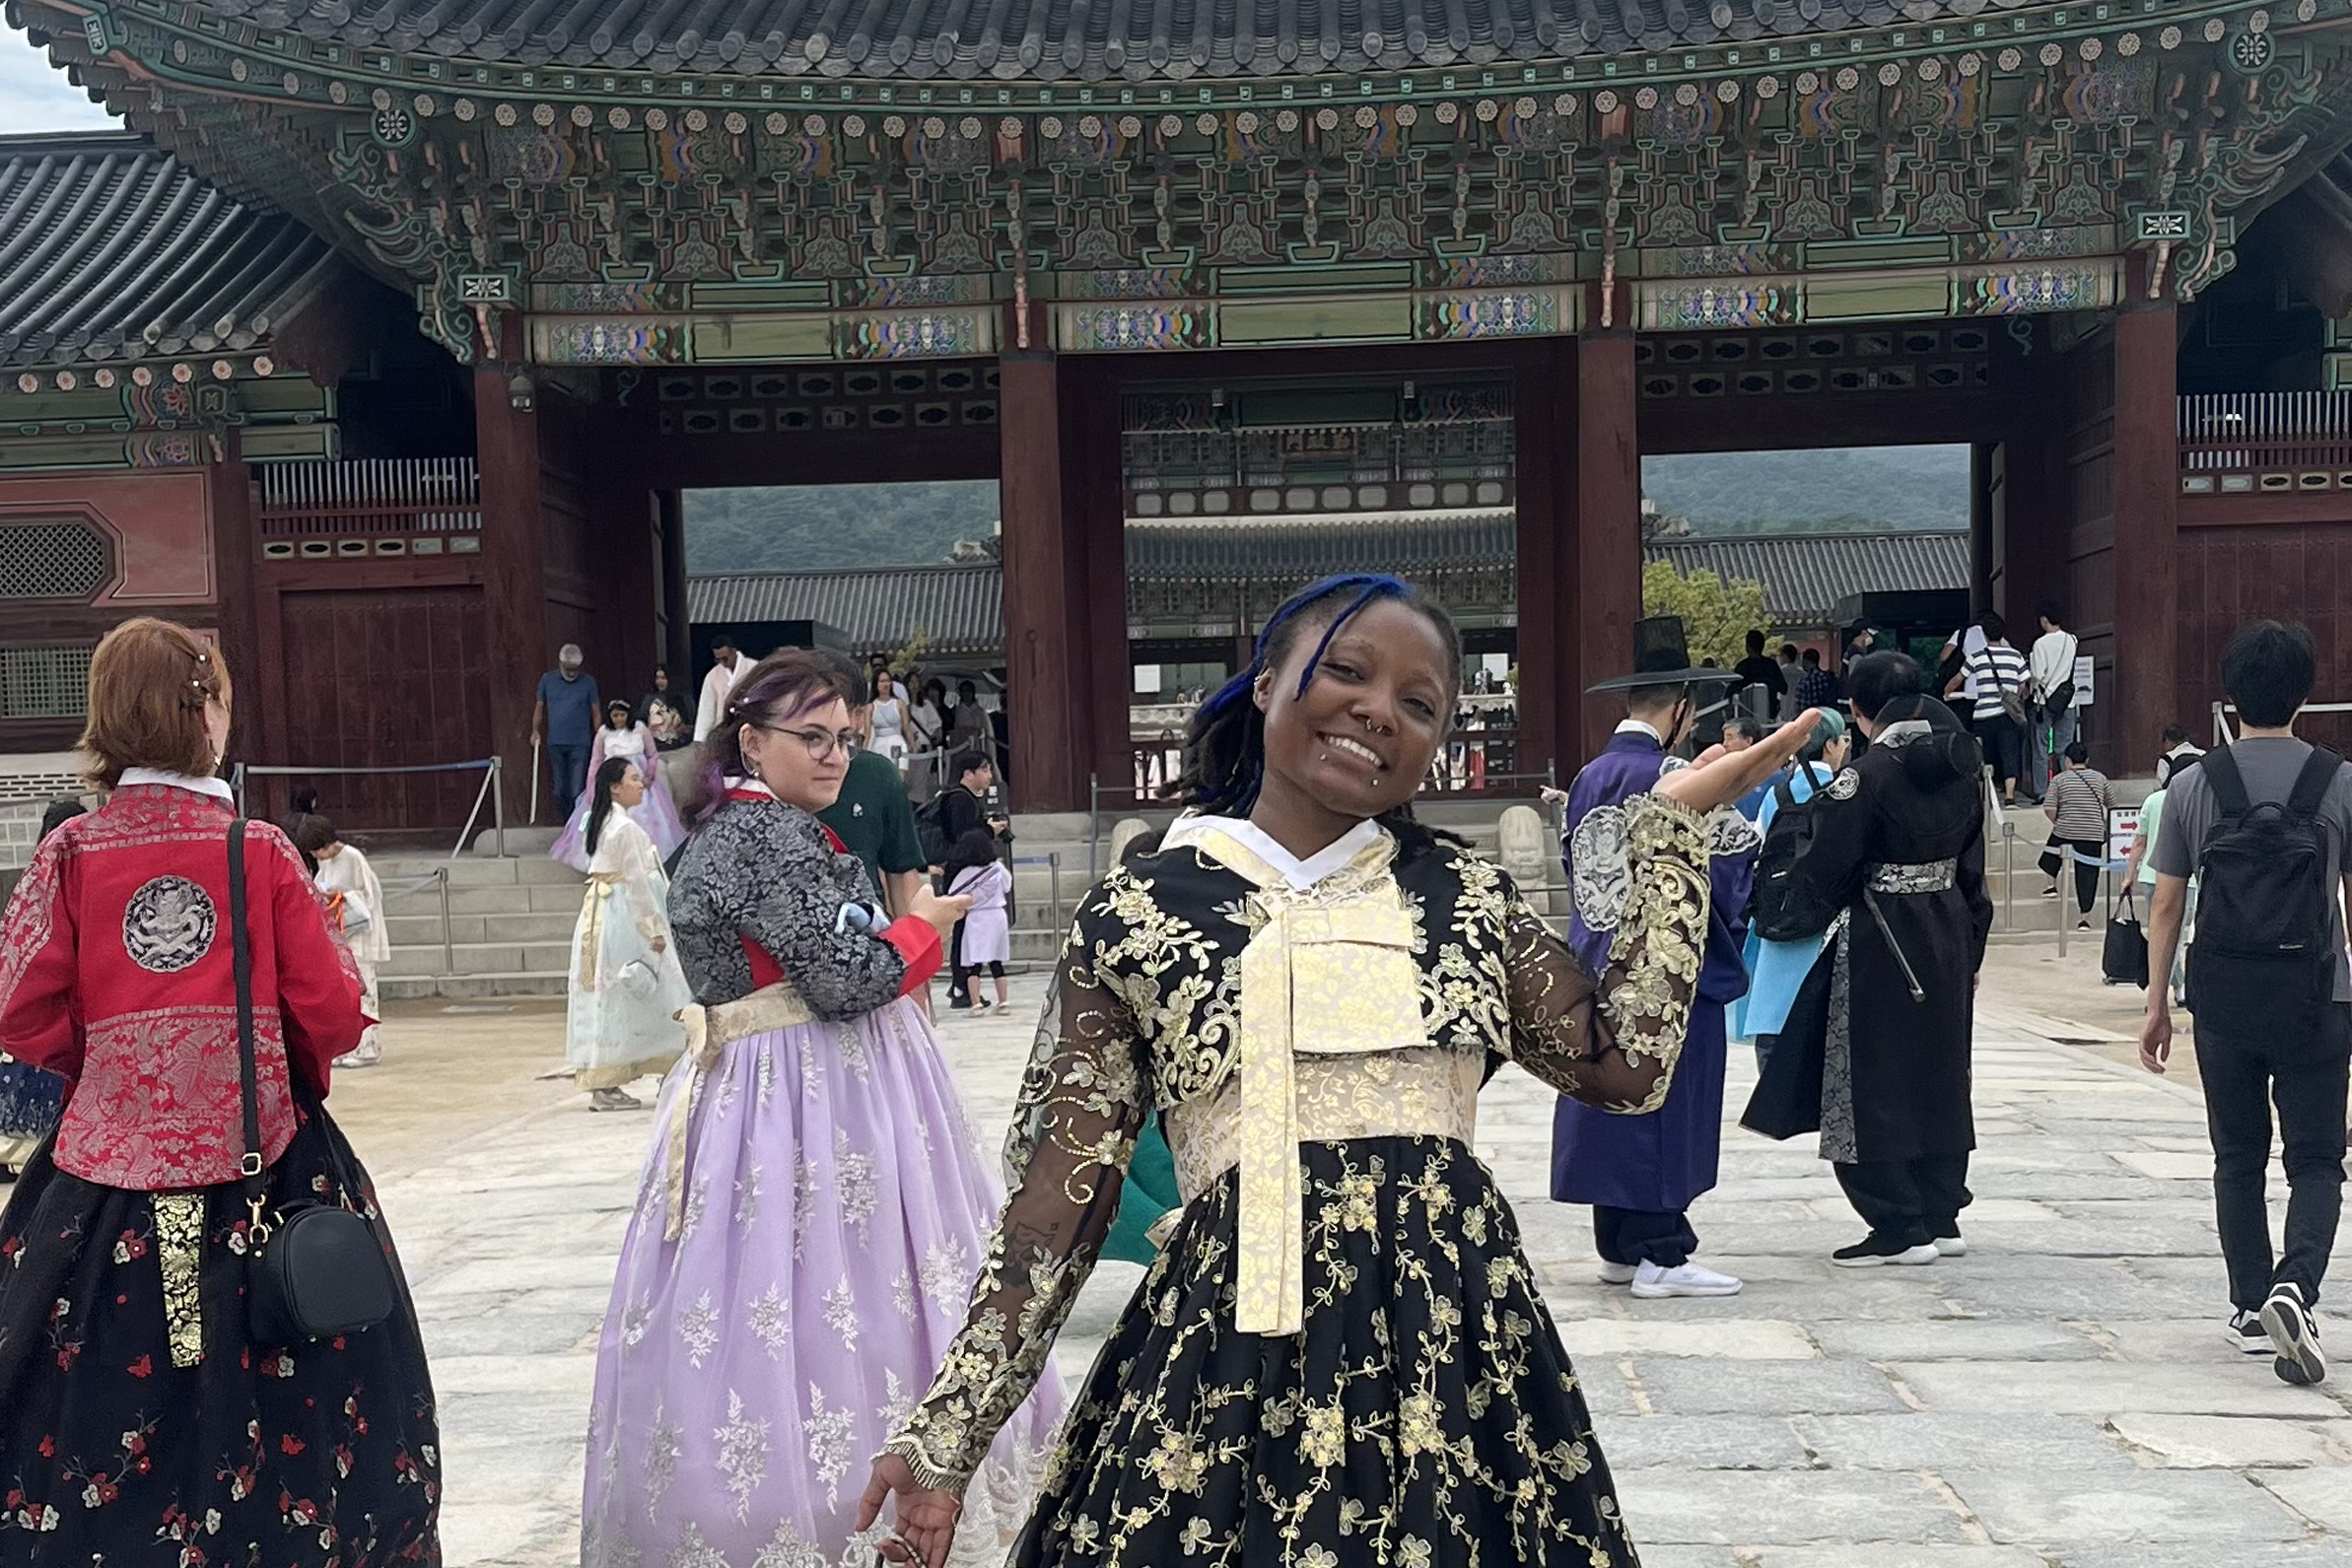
[1641,560,1770,668]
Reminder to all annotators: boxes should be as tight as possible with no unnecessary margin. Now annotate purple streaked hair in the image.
[686,648,863,827]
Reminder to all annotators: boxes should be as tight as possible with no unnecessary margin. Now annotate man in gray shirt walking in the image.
[2144,619,2352,1388]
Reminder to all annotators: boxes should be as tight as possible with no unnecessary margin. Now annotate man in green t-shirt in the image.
[819,690,929,916]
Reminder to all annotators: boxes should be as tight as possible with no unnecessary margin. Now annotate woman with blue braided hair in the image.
[863,574,1824,1568]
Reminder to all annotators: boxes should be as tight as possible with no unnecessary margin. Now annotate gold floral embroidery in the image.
[883,801,1712,1495]
[153,1193,204,1369]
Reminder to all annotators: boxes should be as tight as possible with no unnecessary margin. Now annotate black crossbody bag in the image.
[228,820,397,1343]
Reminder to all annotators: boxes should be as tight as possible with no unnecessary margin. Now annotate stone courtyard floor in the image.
[337,951,2352,1568]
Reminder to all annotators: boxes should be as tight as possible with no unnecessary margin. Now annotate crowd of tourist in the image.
[0,596,2346,1568]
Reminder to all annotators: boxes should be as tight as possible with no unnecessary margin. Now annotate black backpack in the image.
[2185,744,2344,1018]
[914,794,952,866]
[1752,767,1849,942]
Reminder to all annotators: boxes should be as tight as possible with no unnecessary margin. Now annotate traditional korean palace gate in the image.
[6,0,2352,820]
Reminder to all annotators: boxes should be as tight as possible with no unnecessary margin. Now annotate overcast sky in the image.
[0,22,118,134]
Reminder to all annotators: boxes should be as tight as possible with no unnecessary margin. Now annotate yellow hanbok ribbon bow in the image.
[659,984,812,1241]
[660,1000,723,1241]
[1193,833,1426,1337]
[574,875,619,991]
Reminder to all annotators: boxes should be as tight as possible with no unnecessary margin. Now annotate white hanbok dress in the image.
[566,814,693,1090]
[314,845,390,1056]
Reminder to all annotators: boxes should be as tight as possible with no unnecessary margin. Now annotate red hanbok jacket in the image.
[0,778,365,1190]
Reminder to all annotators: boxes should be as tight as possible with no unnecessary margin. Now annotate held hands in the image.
[858,1455,960,1567]
[907,886,972,940]
[1651,710,1831,814]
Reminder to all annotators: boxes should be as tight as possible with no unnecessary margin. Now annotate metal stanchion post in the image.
[2002,822,2016,932]
[1048,852,1062,935]
[438,868,454,975]
[494,757,507,859]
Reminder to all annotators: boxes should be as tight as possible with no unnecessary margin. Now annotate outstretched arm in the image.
[1499,795,1711,1111]
[863,920,1146,1562]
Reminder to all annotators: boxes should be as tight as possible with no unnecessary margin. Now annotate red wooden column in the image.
[657,489,691,684]
[2111,280,2179,775]
[475,334,551,823]
[1511,340,1572,783]
[997,339,1090,812]
[206,434,271,767]
[1572,312,1644,764]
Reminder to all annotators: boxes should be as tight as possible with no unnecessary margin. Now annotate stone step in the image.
[384,939,575,978]
[384,911,582,947]
[374,853,587,890]
[466,826,564,857]
[381,971,569,1001]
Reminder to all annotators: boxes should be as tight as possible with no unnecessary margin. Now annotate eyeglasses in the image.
[752,722,860,761]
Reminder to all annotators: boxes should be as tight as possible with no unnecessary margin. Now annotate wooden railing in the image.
[256,458,481,538]
[2179,392,2352,495]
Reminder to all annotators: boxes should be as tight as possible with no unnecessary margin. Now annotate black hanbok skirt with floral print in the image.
[1014,1135,1637,1567]
[0,1097,441,1567]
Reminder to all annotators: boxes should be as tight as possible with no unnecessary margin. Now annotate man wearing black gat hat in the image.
[1551,619,1759,1298]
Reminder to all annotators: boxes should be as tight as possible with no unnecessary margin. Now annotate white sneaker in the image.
[1933,1234,1968,1258]
[1631,1261,1744,1299]
[332,1047,380,1069]
[2227,1310,2276,1356]
[1597,1261,1638,1285]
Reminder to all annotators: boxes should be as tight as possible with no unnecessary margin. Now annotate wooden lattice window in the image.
[0,520,110,602]
[1,645,94,718]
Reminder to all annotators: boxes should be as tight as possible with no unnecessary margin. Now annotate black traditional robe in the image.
[1780,697,1993,1164]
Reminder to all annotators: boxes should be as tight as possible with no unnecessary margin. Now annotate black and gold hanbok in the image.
[882,798,1712,1566]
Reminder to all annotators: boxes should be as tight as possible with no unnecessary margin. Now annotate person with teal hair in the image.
[1734,707,1853,1070]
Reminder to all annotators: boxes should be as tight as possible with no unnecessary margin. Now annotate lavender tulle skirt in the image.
[552,760,687,872]
[584,993,1064,1568]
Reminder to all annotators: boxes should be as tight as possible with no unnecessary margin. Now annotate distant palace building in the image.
[2,0,2352,822]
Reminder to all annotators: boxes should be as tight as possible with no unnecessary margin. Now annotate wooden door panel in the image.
[274,586,493,830]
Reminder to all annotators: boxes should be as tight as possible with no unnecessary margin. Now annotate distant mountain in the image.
[681,446,1972,576]
[1642,446,1971,536]
[684,482,1001,574]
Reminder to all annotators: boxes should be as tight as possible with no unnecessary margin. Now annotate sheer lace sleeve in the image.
[619,824,670,944]
[1499,793,1711,1113]
[882,909,1148,1493]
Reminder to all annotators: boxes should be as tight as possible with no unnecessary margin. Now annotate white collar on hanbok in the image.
[119,768,234,803]
[1615,718,1664,744]
[1165,813,1386,890]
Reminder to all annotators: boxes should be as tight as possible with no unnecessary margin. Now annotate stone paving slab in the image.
[1891,1361,2346,1416]
[1626,1357,1912,1415]
[1940,1467,2309,1544]
[1805,1320,2104,1361]
[2260,1468,2352,1532]
[1750,1550,2050,1568]
[1557,1318,1819,1359]
[1610,1468,1973,1545]
[2110,1412,2352,1467]
[1596,1415,1814,1471]
[2048,1547,2352,1568]
[1789,1412,2138,1472]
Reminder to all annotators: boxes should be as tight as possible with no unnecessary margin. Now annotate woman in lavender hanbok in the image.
[584,649,1064,1568]
[553,699,687,871]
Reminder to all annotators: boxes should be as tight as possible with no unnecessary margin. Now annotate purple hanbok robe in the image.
[1551,729,1757,1212]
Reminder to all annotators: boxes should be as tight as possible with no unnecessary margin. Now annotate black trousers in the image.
[946,920,969,1004]
[1593,1206,1696,1269]
[2195,1006,2352,1312]
[1972,716,2022,791]
[1834,1154,1973,1249]
[2040,837,2105,916]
